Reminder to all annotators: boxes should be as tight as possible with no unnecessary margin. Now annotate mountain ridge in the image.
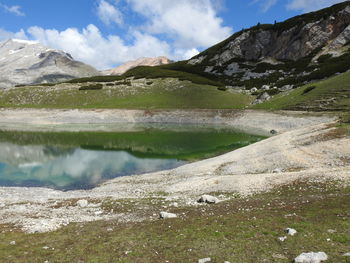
[0,39,99,89]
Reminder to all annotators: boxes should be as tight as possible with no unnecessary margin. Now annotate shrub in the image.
[79,84,103,90]
[302,85,316,94]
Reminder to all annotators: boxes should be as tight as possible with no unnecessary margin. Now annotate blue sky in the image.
[0,0,347,69]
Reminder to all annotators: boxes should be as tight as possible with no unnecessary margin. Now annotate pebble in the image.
[198,258,211,263]
[9,241,16,245]
[285,228,297,236]
[159,212,177,219]
[343,253,350,257]
[278,236,287,242]
[197,195,219,204]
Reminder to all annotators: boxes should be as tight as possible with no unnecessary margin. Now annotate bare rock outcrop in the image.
[103,56,172,75]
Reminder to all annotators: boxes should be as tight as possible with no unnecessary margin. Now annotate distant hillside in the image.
[103,56,172,75]
[0,39,99,89]
[119,2,350,103]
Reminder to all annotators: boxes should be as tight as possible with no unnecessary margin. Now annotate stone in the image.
[278,236,287,242]
[272,168,282,173]
[294,252,328,263]
[270,129,278,135]
[279,85,294,92]
[250,87,258,93]
[343,253,350,257]
[285,228,297,236]
[76,199,89,208]
[327,229,336,233]
[262,85,270,91]
[197,195,219,204]
[198,258,211,263]
[159,212,177,219]
[253,92,271,104]
[9,241,16,245]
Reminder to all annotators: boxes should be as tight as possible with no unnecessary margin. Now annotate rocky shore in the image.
[0,109,348,233]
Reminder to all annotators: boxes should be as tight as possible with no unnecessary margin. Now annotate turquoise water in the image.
[0,127,264,190]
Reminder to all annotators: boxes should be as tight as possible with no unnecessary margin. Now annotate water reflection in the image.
[0,143,184,190]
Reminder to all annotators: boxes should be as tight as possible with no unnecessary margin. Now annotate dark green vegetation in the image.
[0,128,264,161]
[79,84,103,91]
[254,70,350,112]
[0,180,349,262]
[0,79,251,109]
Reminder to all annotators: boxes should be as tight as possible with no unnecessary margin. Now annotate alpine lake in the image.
[0,124,265,191]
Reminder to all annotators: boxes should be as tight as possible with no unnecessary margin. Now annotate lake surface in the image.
[0,126,265,190]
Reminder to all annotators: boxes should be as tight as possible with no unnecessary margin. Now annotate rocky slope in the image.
[0,39,99,89]
[103,56,172,75]
[183,2,350,98]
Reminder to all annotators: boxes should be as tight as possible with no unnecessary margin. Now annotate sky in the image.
[0,0,347,69]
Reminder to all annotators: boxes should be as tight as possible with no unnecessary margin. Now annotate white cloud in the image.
[27,24,171,70]
[0,3,25,16]
[126,0,232,49]
[286,0,347,12]
[252,0,278,12]
[0,28,27,40]
[0,0,233,69]
[96,0,123,26]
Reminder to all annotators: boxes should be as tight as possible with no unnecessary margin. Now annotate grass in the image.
[253,70,350,111]
[0,180,349,262]
[0,79,251,109]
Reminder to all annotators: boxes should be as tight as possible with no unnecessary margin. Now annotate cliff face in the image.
[187,2,350,91]
[103,56,172,75]
[0,39,99,89]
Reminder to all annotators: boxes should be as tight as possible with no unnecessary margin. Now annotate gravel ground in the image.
[0,109,348,233]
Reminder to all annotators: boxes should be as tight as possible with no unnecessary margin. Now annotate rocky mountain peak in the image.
[185,2,350,94]
[0,39,99,89]
[103,56,172,75]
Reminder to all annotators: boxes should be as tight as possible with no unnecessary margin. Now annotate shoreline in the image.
[0,109,348,233]
[0,108,336,136]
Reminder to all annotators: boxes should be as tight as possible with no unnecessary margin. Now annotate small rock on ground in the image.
[285,228,297,236]
[278,236,287,242]
[197,195,219,204]
[343,253,350,257]
[159,212,177,219]
[294,252,328,263]
[198,258,211,263]
[76,199,89,208]
[9,241,16,245]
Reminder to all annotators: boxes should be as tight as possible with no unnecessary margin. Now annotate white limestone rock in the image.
[294,252,328,263]
[159,212,177,219]
[197,195,219,204]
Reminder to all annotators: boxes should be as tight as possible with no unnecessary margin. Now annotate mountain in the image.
[183,2,350,94]
[103,56,172,75]
[0,39,99,89]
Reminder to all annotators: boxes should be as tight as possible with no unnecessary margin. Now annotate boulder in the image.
[159,212,177,219]
[253,92,271,104]
[250,87,258,93]
[197,195,219,204]
[294,252,328,263]
[262,85,270,91]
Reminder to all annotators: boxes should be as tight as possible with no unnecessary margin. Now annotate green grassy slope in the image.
[0,79,251,109]
[253,70,350,112]
[0,181,349,262]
